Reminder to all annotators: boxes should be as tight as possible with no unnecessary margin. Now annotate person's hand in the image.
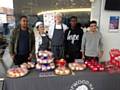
[82,55,85,60]
[99,51,103,58]
[11,54,15,60]
[28,53,33,61]
[36,53,38,58]
[81,52,85,60]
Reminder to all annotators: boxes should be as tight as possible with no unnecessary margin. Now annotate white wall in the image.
[0,0,13,9]
[90,0,102,26]
[91,0,120,61]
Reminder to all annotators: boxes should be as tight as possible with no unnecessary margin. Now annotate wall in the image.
[91,0,120,61]
[90,0,102,26]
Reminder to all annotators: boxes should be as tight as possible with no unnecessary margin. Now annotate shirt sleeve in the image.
[48,25,54,39]
[63,24,68,31]
[48,26,51,39]
[81,32,86,52]
[64,30,68,53]
[30,30,35,54]
[99,33,104,52]
[9,29,15,55]
[35,37,39,54]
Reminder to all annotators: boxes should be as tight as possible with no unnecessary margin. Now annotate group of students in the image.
[9,13,104,65]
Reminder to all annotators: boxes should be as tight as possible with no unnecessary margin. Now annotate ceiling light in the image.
[90,0,95,2]
[37,8,91,15]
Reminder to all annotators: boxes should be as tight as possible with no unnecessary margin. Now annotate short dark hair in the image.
[36,26,39,29]
[19,15,28,20]
[69,16,77,21]
[89,20,97,26]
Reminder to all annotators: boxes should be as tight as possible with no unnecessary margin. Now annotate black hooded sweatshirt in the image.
[64,27,83,60]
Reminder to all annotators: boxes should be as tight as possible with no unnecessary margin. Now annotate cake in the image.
[36,50,55,71]
[37,50,54,64]
[20,62,35,69]
[55,67,71,75]
[68,63,86,71]
[7,67,28,78]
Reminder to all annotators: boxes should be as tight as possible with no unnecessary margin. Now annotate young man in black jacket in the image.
[64,16,83,63]
[10,16,35,65]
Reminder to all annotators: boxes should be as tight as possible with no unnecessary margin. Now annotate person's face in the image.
[70,18,77,28]
[37,25,44,33]
[20,17,28,28]
[89,23,97,32]
[55,15,62,23]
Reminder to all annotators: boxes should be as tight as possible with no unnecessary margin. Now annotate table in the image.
[2,70,120,90]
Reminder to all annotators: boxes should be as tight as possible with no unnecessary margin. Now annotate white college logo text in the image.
[67,31,79,44]
[70,80,94,90]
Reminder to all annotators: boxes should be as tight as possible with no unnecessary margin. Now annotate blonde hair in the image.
[54,12,63,17]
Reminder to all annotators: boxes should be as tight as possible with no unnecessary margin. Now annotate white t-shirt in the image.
[48,23,68,39]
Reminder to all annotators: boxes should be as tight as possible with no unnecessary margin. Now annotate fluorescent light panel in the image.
[37,8,91,15]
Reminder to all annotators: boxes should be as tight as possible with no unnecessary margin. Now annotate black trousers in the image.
[65,51,82,63]
[14,54,29,65]
[51,45,64,60]
[84,56,99,62]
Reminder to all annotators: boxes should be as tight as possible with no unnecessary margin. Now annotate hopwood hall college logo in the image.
[70,80,94,90]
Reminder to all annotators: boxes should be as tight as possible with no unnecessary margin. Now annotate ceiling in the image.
[13,0,91,15]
